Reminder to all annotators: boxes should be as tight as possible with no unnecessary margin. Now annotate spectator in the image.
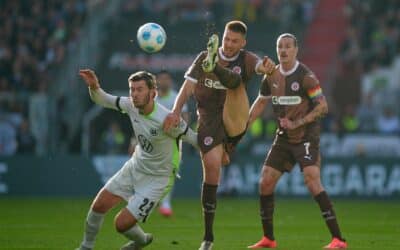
[340,104,359,134]
[376,106,400,134]
[16,118,36,154]
[356,93,377,132]
[29,82,49,155]
[0,114,17,156]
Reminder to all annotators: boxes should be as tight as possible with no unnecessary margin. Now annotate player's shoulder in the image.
[297,62,319,83]
[298,62,316,76]
[239,49,258,60]
[119,96,137,112]
[153,102,171,120]
[188,50,207,67]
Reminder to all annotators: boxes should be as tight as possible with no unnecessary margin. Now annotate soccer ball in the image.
[136,22,167,53]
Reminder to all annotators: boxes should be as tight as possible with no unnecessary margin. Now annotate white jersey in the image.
[156,90,187,112]
[89,88,197,176]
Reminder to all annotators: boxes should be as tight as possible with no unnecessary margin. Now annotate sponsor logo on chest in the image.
[271,96,302,105]
[204,78,227,90]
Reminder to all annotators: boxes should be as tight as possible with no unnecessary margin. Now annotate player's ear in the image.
[242,39,246,48]
[151,89,157,99]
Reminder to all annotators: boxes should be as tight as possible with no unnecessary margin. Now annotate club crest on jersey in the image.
[291,81,300,91]
[150,128,158,136]
[232,66,241,74]
[204,136,214,146]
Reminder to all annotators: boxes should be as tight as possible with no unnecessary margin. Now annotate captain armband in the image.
[115,96,124,113]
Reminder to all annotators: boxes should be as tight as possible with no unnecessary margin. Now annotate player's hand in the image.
[279,117,300,130]
[79,69,100,90]
[222,150,230,166]
[262,56,276,75]
[163,112,180,132]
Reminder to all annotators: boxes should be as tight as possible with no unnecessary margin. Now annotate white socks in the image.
[160,192,172,209]
[81,209,105,249]
[122,224,147,245]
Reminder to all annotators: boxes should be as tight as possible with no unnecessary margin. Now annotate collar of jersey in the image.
[142,102,157,119]
[279,60,299,76]
[218,47,240,62]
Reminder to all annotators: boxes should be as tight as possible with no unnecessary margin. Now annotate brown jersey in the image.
[185,49,260,153]
[259,61,324,144]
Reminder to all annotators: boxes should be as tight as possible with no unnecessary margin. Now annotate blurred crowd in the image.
[120,0,314,27]
[331,0,400,135]
[0,0,87,155]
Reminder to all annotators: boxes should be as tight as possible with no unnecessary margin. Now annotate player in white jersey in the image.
[76,69,197,250]
[155,70,188,217]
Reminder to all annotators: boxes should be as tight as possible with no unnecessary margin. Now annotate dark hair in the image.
[277,33,298,47]
[225,20,247,36]
[128,71,157,89]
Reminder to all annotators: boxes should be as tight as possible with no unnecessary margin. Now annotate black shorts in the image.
[265,135,321,172]
[197,114,226,154]
[224,129,247,155]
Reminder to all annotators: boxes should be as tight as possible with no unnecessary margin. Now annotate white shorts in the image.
[104,159,174,222]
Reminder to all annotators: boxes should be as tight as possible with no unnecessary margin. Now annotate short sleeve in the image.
[303,73,324,101]
[184,52,206,83]
[244,51,261,83]
[118,97,133,113]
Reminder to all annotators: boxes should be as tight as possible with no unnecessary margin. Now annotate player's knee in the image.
[114,214,131,233]
[203,161,221,181]
[114,208,138,233]
[304,174,323,193]
[91,201,108,214]
[259,177,275,194]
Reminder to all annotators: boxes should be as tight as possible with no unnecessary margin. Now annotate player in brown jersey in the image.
[163,21,275,250]
[247,33,347,249]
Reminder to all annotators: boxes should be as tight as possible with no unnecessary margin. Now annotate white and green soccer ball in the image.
[136,22,167,53]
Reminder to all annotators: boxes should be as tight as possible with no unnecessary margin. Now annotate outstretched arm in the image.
[256,56,276,75]
[166,117,198,149]
[163,79,195,131]
[79,69,118,110]
[249,95,270,126]
[79,69,101,90]
[180,127,198,150]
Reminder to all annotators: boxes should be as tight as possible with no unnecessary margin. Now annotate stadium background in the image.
[0,0,399,249]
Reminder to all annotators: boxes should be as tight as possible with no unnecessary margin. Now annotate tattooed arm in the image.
[294,97,328,128]
[279,74,328,130]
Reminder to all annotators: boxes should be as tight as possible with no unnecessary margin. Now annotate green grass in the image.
[0,197,399,249]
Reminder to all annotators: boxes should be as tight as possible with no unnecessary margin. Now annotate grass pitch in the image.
[0,197,399,249]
